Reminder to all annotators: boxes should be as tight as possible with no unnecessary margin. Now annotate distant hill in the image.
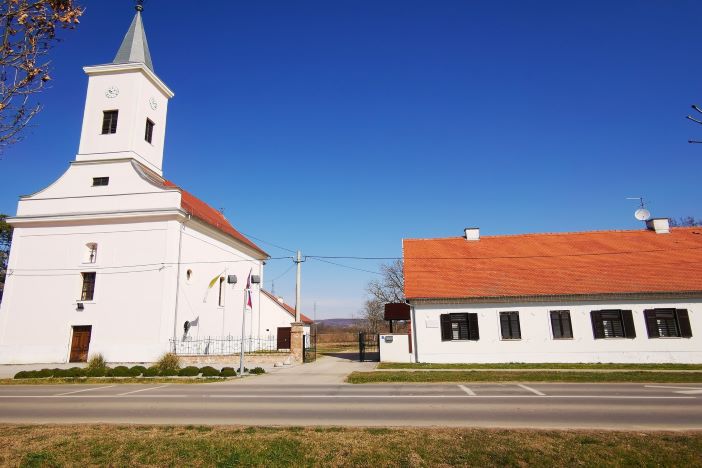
[316,318,363,329]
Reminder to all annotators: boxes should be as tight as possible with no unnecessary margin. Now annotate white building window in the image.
[85,243,98,264]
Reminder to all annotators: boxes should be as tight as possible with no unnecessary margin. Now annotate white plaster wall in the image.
[379,334,412,363]
[173,221,264,345]
[16,160,180,217]
[259,292,311,343]
[0,220,175,363]
[76,67,171,175]
[412,299,702,363]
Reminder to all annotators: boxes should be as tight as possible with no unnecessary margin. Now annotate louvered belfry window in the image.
[440,313,479,341]
[500,311,521,339]
[591,310,636,339]
[644,309,693,338]
[101,110,118,134]
[145,118,154,143]
[80,272,96,301]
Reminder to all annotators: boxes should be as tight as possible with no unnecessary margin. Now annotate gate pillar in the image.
[290,322,305,363]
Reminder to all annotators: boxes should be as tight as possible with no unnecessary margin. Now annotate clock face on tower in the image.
[149,97,158,110]
[105,86,119,98]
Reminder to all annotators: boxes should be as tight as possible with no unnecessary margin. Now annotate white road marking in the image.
[675,389,702,395]
[645,385,702,390]
[117,385,168,396]
[54,385,115,396]
[517,384,546,396]
[458,385,476,396]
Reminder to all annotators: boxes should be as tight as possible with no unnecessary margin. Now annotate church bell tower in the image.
[75,2,174,176]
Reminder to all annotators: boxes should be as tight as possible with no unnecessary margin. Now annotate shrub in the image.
[14,371,29,379]
[220,367,236,377]
[178,366,200,377]
[129,365,146,377]
[159,368,178,377]
[35,369,53,378]
[87,354,107,372]
[155,353,181,372]
[199,366,220,377]
[86,367,106,377]
[249,367,266,375]
[111,366,131,377]
[143,367,159,377]
[65,367,86,377]
[50,368,65,377]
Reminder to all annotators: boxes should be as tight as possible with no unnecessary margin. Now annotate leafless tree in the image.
[0,0,82,153]
[0,213,12,300]
[361,260,404,332]
[669,216,702,227]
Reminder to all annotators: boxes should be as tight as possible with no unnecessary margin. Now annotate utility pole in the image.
[294,250,303,322]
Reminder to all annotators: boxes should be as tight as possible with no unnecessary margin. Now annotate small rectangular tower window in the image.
[145,119,154,143]
[92,177,109,186]
[101,110,118,134]
[80,272,96,301]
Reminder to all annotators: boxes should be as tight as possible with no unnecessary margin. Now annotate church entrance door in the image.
[69,326,92,362]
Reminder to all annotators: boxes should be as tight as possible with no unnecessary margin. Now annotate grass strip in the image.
[378,362,702,370]
[0,377,228,385]
[2,424,701,467]
[348,370,702,384]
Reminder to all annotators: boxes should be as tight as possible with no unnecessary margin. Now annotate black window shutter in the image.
[500,313,510,339]
[591,311,604,339]
[644,309,659,338]
[562,311,573,338]
[468,313,479,341]
[440,314,451,341]
[621,310,636,339]
[512,313,522,339]
[677,309,693,338]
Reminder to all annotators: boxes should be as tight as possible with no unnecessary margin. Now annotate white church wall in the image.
[0,220,174,363]
[412,299,702,364]
[16,160,180,217]
[259,292,311,343]
[174,221,264,345]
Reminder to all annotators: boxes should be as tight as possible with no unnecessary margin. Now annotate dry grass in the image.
[378,362,702,370]
[1,424,701,467]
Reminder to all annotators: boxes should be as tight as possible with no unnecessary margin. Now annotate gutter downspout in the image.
[410,302,419,363]
[172,215,189,344]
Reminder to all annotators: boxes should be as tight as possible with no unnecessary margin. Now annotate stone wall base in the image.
[179,353,294,367]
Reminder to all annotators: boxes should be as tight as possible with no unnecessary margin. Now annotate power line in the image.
[310,257,382,276]
[238,230,297,254]
[8,257,293,272]
[266,262,296,283]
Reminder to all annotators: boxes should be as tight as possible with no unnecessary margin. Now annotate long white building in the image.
[0,7,302,364]
[402,221,702,363]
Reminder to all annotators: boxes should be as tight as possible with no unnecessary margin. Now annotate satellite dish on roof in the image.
[635,208,651,221]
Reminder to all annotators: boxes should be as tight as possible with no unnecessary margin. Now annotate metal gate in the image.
[358,332,380,362]
[303,332,317,363]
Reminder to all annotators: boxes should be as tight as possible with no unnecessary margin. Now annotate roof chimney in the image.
[646,218,670,234]
[464,227,480,241]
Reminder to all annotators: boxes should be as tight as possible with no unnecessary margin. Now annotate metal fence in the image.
[170,335,285,355]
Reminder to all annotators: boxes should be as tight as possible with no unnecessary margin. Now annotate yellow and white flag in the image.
[203,269,225,302]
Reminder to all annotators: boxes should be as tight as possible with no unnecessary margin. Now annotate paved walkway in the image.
[232,353,377,385]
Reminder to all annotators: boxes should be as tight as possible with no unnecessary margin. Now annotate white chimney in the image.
[464,227,480,241]
[646,218,670,234]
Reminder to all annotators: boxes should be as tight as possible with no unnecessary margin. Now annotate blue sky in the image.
[1,1,701,318]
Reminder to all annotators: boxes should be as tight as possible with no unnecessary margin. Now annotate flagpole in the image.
[239,288,246,376]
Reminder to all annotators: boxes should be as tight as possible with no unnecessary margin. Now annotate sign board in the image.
[384,302,411,321]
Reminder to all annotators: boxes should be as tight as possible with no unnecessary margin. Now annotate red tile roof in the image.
[403,227,702,300]
[164,181,267,257]
[261,289,314,324]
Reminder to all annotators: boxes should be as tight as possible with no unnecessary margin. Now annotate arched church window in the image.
[218,277,225,307]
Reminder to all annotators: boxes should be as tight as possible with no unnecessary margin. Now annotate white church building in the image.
[0,7,306,364]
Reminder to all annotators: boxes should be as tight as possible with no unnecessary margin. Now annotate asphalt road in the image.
[0,382,700,429]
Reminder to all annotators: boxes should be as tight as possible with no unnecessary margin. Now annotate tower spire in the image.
[113,2,153,71]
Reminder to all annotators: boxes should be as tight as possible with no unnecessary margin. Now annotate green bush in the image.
[14,371,29,379]
[111,366,131,377]
[155,353,181,372]
[87,354,107,372]
[178,366,200,377]
[249,367,266,375]
[199,366,220,377]
[86,367,106,377]
[220,367,236,377]
[129,365,147,377]
[35,369,53,378]
[159,368,178,377]
[143,367,159,377]
[66,367,86,377]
